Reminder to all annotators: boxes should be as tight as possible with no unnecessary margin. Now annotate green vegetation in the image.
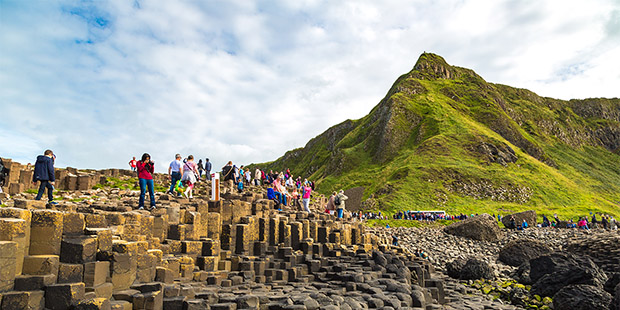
[467,279,552,309]
[24,189,38,194]
[257,53,620,220]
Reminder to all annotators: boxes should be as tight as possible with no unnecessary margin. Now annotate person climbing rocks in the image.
[33,150,56,204]
[136,153,156,210]
[181,155,199,199]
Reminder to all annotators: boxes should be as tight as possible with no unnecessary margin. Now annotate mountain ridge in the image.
[256,53,620,218]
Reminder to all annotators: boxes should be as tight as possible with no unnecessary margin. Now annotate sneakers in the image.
[49,201,58,205]
[138,206,144,210]
[150,206,156,210]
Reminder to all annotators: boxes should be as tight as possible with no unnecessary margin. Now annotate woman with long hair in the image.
[136,153,156,210]
[181,155,199,198]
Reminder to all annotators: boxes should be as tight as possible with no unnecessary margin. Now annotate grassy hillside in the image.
[256,53,620,220]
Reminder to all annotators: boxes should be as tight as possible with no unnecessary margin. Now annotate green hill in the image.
[258,53,620,219]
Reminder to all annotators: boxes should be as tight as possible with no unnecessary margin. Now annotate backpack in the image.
[334,195,341,206]
[0,159,8,187]
[237,181,243,190]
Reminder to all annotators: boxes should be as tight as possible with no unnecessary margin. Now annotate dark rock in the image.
[459,258,494,280]
[528,253,608,297]
[444,214,503,241]
[372,251,388,267]
[446,259,466,279]
[606,272,620,294]
[553,284,612,310]
[613,283,620,310]
[501,210,536,229]
[498,239,551,267]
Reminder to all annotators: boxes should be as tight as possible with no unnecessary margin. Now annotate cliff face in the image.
[260,53,620,217]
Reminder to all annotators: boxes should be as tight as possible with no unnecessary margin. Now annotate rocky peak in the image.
[411,52,456,80]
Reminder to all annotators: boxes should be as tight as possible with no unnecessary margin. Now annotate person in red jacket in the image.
[136,153,156,210]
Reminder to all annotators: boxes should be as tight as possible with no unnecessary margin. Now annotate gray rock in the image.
[553,284,612,310]
[459,258,494,280]
[444,214,503,241]
[501,210,536,229]
[498,239,551,267]
[528,252,608,297]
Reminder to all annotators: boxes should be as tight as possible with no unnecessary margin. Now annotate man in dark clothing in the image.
[33,150,56,203]
[205,158,212,180]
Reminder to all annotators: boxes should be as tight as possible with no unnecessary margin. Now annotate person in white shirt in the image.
[168,154,183,196]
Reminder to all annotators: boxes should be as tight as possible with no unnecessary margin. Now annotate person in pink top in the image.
[136,153,155,210]
[181,155,199,198]
[302,183,312,212]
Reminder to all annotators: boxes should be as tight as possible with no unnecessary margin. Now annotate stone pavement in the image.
[0,175,452,309]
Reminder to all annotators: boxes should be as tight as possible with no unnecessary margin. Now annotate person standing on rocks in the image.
[32,149,56,204]
[128,157,137,172]
[205,158,212,180]
[336,190,348,219]
[197,159,204,179]
[301,182,312,212]
[136,153,156,210]
[168,154,183,196]
[181,155,199,199]
[254,167,262,186]
[222,161,234,181]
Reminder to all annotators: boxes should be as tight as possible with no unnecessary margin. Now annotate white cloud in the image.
[0,0,618,172]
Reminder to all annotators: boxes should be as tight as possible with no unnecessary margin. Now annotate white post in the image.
[211,173,220,201]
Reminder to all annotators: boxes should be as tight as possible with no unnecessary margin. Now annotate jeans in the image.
[35,180,54,201]
[337,209,344,218]
[274,192,287,206]
[302,198,310,212]
[139,178,156,208]
[169,172,181,194]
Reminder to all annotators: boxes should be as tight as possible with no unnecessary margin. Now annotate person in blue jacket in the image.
[32,149,56,203]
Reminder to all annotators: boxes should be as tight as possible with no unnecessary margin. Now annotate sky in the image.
[1,0,619,172]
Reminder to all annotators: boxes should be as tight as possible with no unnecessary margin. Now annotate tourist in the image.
[136,153,156,210]
[392,235,399,246]
[197,159,204,179]
[301,182,312,212]
[181,155,199,199]
[32,149,56,204]
[522,219,528,229]
[509,216,516,230]
[273,176,288,206]
[234,165,241,184]
[205,158,212,180]
[577,217,589,230]
[326,192,337,215]
[128,156,137,172]
[222,161,234,181]
[335,190,348,219]
[254,168,262,186]
[601,215,609,230]
[245,169,252,186]
[168,154,183,196]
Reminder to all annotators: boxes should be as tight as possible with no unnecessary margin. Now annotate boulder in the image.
[459,258,494,280]
[553,284,612,310]
[527,253,608,297]
[614,283,620,310]
[443,214,503,241]
[445,259,466,279]
[498,239,551,267]
[501,210,536,229]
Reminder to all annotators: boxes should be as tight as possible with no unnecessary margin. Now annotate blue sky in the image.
[1,0,619,172]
